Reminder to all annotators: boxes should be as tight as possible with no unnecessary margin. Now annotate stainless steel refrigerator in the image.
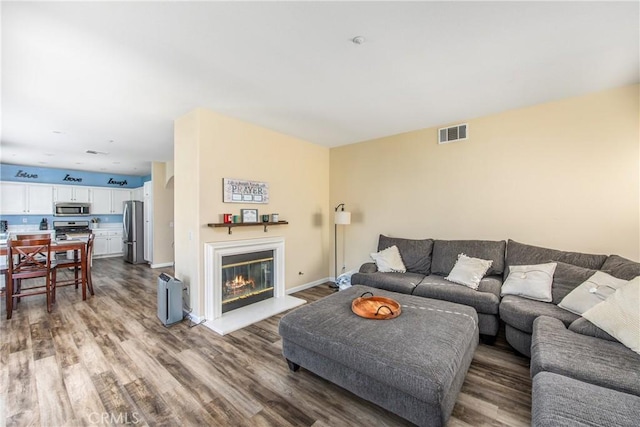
[123,200,145,264]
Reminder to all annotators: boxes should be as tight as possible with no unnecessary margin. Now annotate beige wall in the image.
[151,161,175,266]
[331,84,640,272]
[174,110,201,313]
[175,109,330,317]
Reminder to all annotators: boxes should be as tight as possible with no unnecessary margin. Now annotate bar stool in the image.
[5,237,55,319]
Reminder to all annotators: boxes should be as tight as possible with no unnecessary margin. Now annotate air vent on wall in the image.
[438,123,468,144]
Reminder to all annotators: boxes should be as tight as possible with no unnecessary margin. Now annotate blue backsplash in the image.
[1,214,123,228]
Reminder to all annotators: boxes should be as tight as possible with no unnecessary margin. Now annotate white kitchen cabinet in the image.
[53,185,91,203]
[0,182,53,215]
[91,188,131,214]
[131,186,144,201]
[93,231,109,256]
[93,229,123,257]
[111,190,130,215]
[91,188,111,214]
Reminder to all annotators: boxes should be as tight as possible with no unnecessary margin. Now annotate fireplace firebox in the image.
[221,250,274,313]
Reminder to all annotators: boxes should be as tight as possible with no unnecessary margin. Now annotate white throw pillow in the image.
[558,271,630,315]
[371,245,406,273]
[583,277,640,355]
[445,253,493,290]
[501,262,557,302]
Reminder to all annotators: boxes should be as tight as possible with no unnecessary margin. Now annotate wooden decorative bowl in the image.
[351,292,402,320]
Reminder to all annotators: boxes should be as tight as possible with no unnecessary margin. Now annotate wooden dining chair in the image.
[52,233,95,301]
[5,237,55,319]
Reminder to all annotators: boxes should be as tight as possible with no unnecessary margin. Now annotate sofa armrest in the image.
[359,262,378,273]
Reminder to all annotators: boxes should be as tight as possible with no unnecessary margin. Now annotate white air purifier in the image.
[157,273,183,326]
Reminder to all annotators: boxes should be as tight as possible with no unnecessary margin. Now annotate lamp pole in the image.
[333,203,346,289]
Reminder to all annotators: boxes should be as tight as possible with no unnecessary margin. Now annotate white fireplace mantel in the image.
[203,237,305,335]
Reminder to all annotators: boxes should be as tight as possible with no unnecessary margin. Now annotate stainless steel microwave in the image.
[54,202,91,216]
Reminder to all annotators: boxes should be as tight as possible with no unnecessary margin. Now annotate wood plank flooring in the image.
[1,258,532,426]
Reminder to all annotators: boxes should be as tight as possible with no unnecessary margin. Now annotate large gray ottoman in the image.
[279,285,479,427]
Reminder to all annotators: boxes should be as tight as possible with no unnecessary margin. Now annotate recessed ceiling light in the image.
[352,36,365,45]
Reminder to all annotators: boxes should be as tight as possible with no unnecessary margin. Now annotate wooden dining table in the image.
[0,238,91,300]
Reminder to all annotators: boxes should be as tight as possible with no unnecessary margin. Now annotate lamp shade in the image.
[335,211,351,225]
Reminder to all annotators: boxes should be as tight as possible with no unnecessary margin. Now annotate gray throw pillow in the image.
[378,235,433,275]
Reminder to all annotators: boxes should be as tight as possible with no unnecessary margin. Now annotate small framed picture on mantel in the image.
[241,209,258,223]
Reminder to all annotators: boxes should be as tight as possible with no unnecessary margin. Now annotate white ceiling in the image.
[2,1,638,176]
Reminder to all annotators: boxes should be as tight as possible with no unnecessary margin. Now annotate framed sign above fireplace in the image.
[223,178,269,204]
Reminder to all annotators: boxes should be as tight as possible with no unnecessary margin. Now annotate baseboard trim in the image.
[286,277,330,295]
[150,262,174,269]
[93,253,123,259]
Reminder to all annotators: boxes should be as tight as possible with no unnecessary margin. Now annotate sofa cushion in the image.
[431,240,506,276]
[568,317,618,343]
[531,316,640,396]
[351,271,424,295]
[413,275,501,315]
[499,295,579,334]
[505,240,607,272]
[601,254,640,281]
[532,372,640,427]
[378,235,433,275]
[550,261,598,304]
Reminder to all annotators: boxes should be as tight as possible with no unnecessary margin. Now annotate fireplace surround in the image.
[204,237,305,335]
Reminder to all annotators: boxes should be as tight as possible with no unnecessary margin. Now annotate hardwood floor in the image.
[1,258,532,426]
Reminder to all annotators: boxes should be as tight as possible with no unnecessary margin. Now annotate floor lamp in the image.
[334,203,351,288]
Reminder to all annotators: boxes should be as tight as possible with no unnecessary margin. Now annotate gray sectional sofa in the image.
[351,234,640,425]
[352,236,506,340]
